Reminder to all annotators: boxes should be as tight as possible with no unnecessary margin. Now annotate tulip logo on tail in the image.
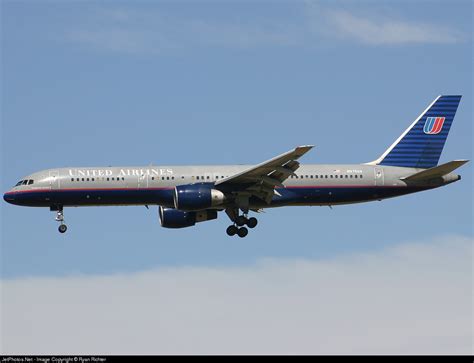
[423,117,445,135]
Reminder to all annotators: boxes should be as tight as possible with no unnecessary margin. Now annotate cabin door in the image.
[374,168,384,186]
[49,170,60,190]
[138,173,148,189]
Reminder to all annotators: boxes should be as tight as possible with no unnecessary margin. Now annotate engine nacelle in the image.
[173,184,225,211]
[159,207,218,229]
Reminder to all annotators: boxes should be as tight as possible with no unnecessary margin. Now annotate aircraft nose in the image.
[3,191,15,204]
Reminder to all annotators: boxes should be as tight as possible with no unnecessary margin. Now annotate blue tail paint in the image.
[376,95,461,168]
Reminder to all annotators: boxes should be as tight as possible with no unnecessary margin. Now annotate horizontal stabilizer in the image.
[401,160,469,182]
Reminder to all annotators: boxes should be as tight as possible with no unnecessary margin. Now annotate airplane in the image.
[3,95,468,237]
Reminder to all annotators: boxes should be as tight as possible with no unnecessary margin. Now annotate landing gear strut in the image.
[54,207,68,233]
[225,208,258,238]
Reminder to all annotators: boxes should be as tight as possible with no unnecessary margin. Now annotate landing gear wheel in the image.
[226,225,238,236]
[58,224,68,234]
[247,217,258,229]
[236,216,247,227]
[237,227,248,238]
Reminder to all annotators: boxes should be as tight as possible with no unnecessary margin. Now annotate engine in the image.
[159,206,218,229]
[173,184,225,211]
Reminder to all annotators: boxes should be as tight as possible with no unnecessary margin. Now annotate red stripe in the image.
[432,117,445,134]
[5,184,415,197]
[284,185,401,189]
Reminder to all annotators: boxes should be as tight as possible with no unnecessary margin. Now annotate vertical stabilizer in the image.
[370,95,461,168]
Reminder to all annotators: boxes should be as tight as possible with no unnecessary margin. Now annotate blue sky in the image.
[1,1,472,354]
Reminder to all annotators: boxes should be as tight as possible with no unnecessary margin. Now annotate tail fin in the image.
[370,95,462,168]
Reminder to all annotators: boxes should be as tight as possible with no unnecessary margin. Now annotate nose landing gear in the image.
[53,207,68,233]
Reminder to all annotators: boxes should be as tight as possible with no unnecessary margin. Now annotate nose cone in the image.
[3,191,15,204]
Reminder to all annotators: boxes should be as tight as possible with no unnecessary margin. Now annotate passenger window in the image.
[310,175,313,179]
[71,178,74,182]
[152,177,154,181]
[197,176,200,180]
[345,175,348,178]
[315,175,318,179]
[350,175,353,178]
[330,175,333,178]
[106,178,109,181]
[360,175,363,179]
[167,177,170,180]
[162,177,165,180]
[87,178,90,181]
[172,177,175,180]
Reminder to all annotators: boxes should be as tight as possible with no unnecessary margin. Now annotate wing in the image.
[216,145,314,204]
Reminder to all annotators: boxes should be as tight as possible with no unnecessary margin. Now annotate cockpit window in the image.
[14,179,34,187]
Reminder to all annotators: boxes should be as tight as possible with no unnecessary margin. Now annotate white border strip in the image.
[365,95,441,165]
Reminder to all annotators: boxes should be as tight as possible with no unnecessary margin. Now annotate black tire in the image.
[237,227,248,238]
[247,217,258,229]
[58,224,67,234]
[226,225,238,236]
[236,216,247,227]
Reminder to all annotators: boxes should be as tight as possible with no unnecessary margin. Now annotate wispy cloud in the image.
[64,5,465,54]
[66,9,302,55]
[2,236,472,354]
[322,9,464,45]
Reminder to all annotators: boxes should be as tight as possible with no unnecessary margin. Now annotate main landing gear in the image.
[53,206,68,233]
[225,209,258,238]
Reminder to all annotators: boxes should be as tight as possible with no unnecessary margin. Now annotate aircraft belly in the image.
[249,186,428,208]
[9,188,175,207]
